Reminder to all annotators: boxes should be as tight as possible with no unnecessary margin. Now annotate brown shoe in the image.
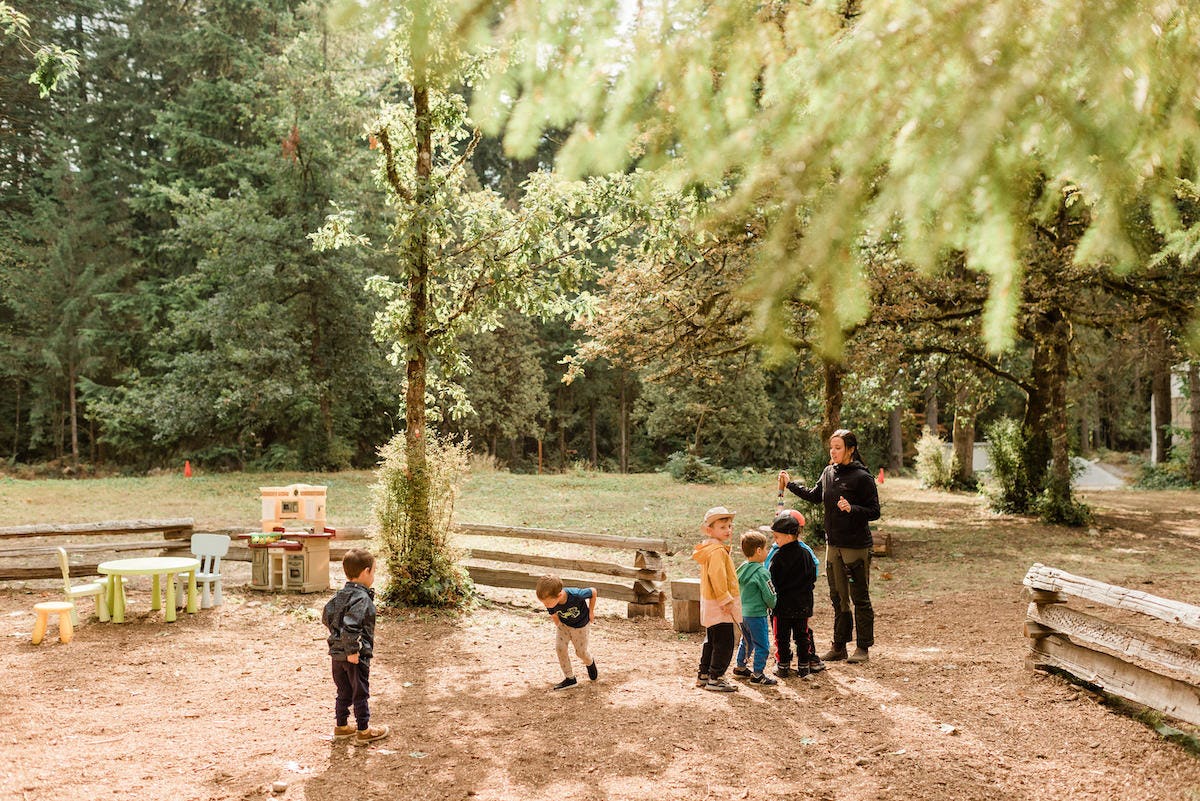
[332,725,356,741]
[847,647,869,663]
[822,644,848,661]
[355,725,390,745]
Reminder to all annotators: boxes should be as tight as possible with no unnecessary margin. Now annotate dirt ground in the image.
[4,485,1200,801]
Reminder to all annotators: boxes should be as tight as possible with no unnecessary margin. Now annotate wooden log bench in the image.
[456,523,671,619]
[1023,562,1200,727]
[670,577,702,633]
[0,519,195,581]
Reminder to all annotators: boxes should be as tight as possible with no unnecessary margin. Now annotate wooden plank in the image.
[1023,563,1200,631]
[673,598,701,633]
[1026,602,1200,679]
[1030,634,1200,727]
[1026,588,1068,605]
[465,548,665,581]
[634,550,663,570]
[463,563,654,604]
[455,523,670,554]
[671,577,701,601]
[0,540,189,557]
[0,518,194,540]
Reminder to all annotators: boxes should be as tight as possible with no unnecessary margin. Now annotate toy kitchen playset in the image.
[244,483,334,593]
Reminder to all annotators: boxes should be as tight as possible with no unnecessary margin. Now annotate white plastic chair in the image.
[176,533,230,608]
[57,547,109,624]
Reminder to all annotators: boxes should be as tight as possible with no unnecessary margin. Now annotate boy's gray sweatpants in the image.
[556,623,593,678]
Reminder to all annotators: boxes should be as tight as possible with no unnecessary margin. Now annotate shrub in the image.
[1036,484,1093,526]
[664,451,726,484]
[1132,453,1193,489]
[982,417,1031,514]
[373,432,473,608]
[914,426,956,489]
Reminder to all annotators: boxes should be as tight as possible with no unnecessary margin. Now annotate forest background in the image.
[3,0,1199,511]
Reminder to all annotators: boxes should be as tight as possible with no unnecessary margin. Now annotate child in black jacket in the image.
[765,512,818,678]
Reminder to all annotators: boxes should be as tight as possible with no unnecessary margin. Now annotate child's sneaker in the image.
[586,661,598,681]
[750,673,778,686]
[695,673,710,687]
[355,725,390,745]
[807,659,826,673]
[775,665,793,678]
[731,666,752,678]
[794,665,811,678]
[553,677,579,691]
[704,676,738,693]
[332,724,356,741]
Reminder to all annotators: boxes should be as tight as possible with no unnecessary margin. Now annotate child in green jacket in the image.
[732,531,778,685]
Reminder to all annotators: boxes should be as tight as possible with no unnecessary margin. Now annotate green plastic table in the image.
[98,556,200,623]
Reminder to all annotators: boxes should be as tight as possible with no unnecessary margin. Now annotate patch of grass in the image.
[2,471,1199,603]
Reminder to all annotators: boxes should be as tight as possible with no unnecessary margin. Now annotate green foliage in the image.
[372,432,473,609]
[663,451,726,484]
[456,0,1200,355]
[982,418,1031,514]
[1035,481,1093,527]
[447,314,549,451]
[636,358,770,467]
[914,427,957,490]
[0,2,78,97]
[1132,452,1193,490]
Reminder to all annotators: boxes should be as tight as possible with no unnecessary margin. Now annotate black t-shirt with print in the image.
[547,587,594,628]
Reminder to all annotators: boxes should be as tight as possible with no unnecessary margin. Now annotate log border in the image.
[1023,562,1200,729]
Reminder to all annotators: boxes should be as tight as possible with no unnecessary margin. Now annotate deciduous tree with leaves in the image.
[313,1,650,605]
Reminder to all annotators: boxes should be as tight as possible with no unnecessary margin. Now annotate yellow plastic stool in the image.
[32,601,75,645]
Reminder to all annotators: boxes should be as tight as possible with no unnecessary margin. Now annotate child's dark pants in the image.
[774,616,810,668]
[332,658,371,729]
[698,622,735,678]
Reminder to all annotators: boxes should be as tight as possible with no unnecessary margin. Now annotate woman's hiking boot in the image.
[821,644,849,661]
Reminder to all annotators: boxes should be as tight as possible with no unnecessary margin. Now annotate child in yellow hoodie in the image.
[692,506,742,692]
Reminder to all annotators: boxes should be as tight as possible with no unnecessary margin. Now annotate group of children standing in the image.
[319,503,850,734]
[531,504,830,694]
[692,505,822,691]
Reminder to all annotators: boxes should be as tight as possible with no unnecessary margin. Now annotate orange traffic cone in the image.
[877,467,885,484]
[184,460,193,478]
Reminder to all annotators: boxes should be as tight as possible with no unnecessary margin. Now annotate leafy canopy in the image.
[450,0,1200,354]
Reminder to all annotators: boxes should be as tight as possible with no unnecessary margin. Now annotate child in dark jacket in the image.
[322,548,389,745]
[766,511,818,678]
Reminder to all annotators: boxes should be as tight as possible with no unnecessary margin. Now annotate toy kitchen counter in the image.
[241,530,332,593]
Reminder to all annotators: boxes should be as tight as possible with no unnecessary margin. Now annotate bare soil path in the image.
[2,478,1199,800]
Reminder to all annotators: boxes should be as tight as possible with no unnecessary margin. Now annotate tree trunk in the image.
[403,78,434,554]
[952,384,975,486]
[68,356,79,467]
[821,358,843,441]
[619,369,628,473]
[888,405,904,472]
[557,392,567,469]
[1044,314,1074,518]
[1025,309,1077,522]
[691,407,708,458]
[1189,362,1200,485]
[924,380,939,434]
[590,404,598,467]
[11,378,19,460]
[1150,321,1172,463]
[1021,311,1060,512]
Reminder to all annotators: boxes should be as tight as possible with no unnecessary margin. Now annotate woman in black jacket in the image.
[779,428,880,664]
